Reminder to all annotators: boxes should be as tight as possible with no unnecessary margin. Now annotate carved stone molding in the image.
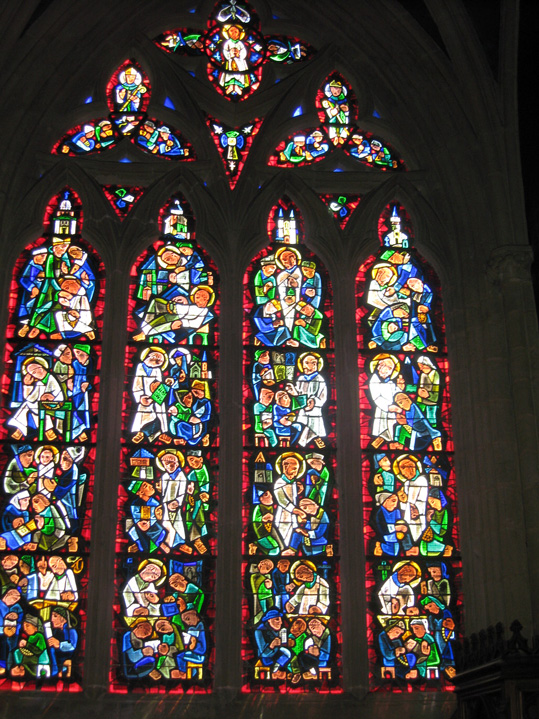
[453,621,539,719]
[487,246,534,286]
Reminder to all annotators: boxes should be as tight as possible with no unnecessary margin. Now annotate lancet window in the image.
[0,189,104,688]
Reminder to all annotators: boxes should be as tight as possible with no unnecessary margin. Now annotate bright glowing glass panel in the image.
[242,198,341,692]
[153,1,314,102]
[269,73,404,170]
[0,188,105,689]
[52,60,194,161]
[111,194,218,692]
[357,204,461,690]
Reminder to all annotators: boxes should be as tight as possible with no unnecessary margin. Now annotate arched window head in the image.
[356,203,461,690]
[0,188,105,689]
[242,198,341,691]
[112,194,218,692]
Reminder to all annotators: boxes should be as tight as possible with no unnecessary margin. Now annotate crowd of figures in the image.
[251,349,329,449]
[369,451,454,559]
[0,553,83,680]
[359,206,459,686]
[244,201,339,689]
[0,191,101,687]
[121,447,212,557]
[118,558,207,681]
[272,74,400,170]
[127,347,215,448]
[248,451,332,558]
[375,559,457,681]
[248,559,333,683]
[54,61,192,160]
[5,344,96,445]
[115,196,216,688]
[0,444,88,554]
[251,244,326,349]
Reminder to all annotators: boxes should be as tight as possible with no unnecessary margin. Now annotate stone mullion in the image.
[213,262,244,694]
[333,266,367,695]
[83,262,130,694]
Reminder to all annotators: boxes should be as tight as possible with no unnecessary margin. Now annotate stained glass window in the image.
[52,61,194,161]
[0,189,105,688]
[207,117,262,189]
[102,186,145,218]
[357,204,461,689]
[153,0,314,102]
[242,199,341,691]
[111,194,218,692]
[320,194,361,229]
[269,73,403,170]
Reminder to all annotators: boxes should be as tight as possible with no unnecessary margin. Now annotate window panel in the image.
[356,204,461,690]
[0,189,105,689]
[242,198,342,692]
[111,194,218,692]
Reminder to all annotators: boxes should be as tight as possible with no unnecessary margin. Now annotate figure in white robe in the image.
[8,358,64,439]
[368,354,403,446]
[157,450,188,549]
[131,348,171,442]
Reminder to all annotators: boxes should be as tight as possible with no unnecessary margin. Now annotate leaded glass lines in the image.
[242,199,341,692]
[111,194,218,692]
[0,188,105,689]
[357,204,461,690]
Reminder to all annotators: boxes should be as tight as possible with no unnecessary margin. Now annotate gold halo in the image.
[393,453,422,477]
[291,559,317,585]
[137,558,167,586]
[140,345,169,370]
[369,353,400,379]
[298,351,323,373]
[275,451,306,479]
[371,262,397,282]
[189,284,215,306]
[157,244,182,269]
[275,246,302,269]
[391,560,422,587]
[22,356,48,372]
[35,445,60,462]
[156,448,185,471]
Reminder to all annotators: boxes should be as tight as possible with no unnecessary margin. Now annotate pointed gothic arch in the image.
[0,1,536,718]
[0,188,105,689]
